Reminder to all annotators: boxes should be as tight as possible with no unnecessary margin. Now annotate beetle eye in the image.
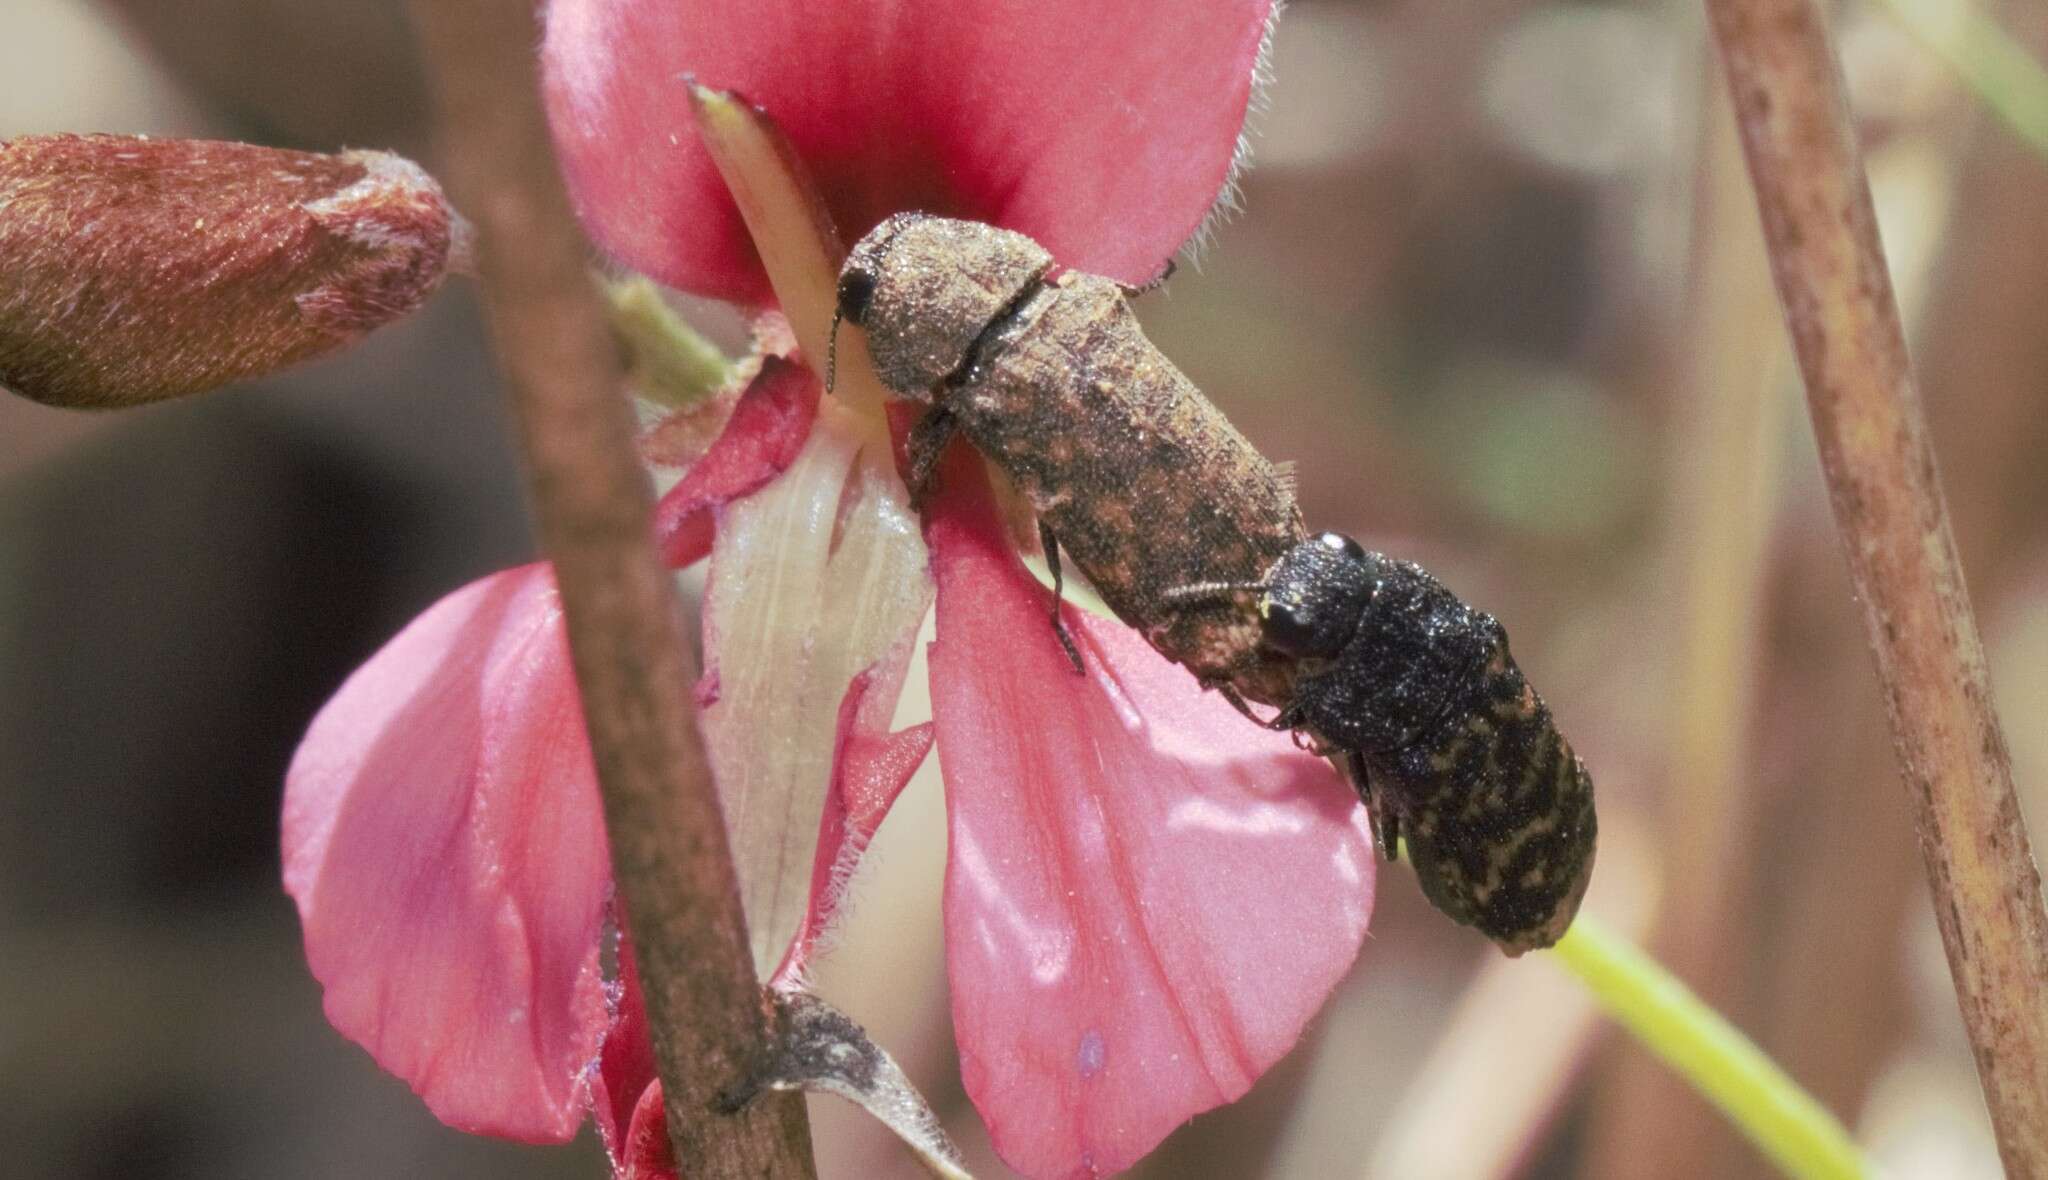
[836,267,878,325]
[1261,596,1326,657]
[1318,531,1367,564]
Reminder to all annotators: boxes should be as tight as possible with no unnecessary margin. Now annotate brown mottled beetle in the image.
[834,212,1306,707]
[1167,534,1597,953]
[834,213,1595,953]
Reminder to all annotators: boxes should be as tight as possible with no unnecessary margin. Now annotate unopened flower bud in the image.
[0,134,467,409]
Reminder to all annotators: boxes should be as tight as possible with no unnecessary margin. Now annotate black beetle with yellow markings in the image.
[1172,532,1598,954]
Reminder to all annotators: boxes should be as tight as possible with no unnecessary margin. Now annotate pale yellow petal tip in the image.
[687,81,744,125]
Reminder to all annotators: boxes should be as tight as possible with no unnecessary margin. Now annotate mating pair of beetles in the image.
[833,213,1596,955]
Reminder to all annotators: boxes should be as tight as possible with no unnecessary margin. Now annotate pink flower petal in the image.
[652,355,820,567]
[621,1079,680,1180]
[542,0,1275,303]
[770,667,936,989]
[592,936,657,1169]
[699,406,932,975]
[283,564,612,1141]
[598,671,932,1169]
[924,455,1375,1180]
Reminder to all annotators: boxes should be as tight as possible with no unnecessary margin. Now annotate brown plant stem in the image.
[1703,0,2048,1170]
[406,3,816,1176]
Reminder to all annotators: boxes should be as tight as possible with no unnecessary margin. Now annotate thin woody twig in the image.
[406,2,815,1176]
[1756,0,2048,1139]
[1703,0,2048,1171]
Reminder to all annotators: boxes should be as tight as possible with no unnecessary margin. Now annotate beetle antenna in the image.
[1159,579,1265,607]
[826,307,843,395]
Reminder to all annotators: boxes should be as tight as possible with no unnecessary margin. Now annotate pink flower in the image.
[543,0,1273,303]
[284,357,831,1145]
[284,2,1378,1177]
[922,453,1374,1178]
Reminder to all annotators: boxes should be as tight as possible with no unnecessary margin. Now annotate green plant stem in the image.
[1551,915,1872,1180]
[606,275,736,407]
[1880,0,2048,158]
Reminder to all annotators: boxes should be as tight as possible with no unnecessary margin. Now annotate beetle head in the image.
[836,214,1052,398]
[1258,532,1388,659]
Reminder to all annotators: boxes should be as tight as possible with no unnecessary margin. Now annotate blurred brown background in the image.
[3,0,2040,1176]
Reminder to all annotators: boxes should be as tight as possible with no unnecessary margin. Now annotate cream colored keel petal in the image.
[702,407,933,974]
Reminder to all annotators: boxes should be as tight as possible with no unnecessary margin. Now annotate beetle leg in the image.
[1348,750,1401,861]
[905,403,960,510]
[1272,699,1310,734]
[1118,258,1177,300]
[1214,682,1263,724]
[1038,520,1086,675]
[1215,681,1300,732]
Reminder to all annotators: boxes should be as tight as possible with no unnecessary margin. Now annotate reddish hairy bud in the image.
[0,134,465,409]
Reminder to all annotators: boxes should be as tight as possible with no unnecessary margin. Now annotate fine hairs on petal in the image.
[1185,0,1283,271]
